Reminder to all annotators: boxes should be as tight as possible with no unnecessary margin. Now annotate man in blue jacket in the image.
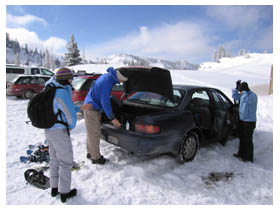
[232,81,258,162]
[83,67,128,164]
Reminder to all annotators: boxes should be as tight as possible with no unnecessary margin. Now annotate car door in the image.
[209,89,233,142]
[188,89,213,138]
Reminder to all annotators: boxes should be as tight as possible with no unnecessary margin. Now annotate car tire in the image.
[23,90,34,99]
[180,131,199,162]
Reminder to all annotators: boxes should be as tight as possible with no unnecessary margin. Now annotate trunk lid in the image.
[117,66,174,100]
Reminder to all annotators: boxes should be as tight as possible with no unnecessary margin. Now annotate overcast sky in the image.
[6,5,273,64]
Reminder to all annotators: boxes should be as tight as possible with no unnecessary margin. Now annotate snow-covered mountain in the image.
[6,33,199,70]
[91,54,199,70]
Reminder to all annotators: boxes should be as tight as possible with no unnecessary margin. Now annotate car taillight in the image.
[13,84,19,90]
[135,123,160,134]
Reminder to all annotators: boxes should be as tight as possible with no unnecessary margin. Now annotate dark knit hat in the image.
[238,82,249,92]
[55,67,74,81]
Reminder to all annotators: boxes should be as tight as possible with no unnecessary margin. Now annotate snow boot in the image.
[51,188,59,197]
[86,153,91,159]
[60,189,77,203]
[91,156,108,165]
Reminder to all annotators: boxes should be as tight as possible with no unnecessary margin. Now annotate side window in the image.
[31,68,40,75]
[6,68,11,73]
[30,78,36,84]
[189,90,210,107]
[216,92,232,109]
[166,89,185,107]
[17,77,30,84]
[37,78,46,85]
[211,91,224,109]
[41,69,54,76]
[10,68,24,74]
[43,77,51,82]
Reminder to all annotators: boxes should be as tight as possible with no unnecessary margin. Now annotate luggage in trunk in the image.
[101,96,163,131]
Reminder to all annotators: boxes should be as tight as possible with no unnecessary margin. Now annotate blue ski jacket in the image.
[45,77,81,130]
[232,88,258,122]
[83,67,119,120]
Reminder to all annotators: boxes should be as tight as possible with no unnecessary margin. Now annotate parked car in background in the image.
[100,66,239,163]
[6,64,54,85]
[72,73,125,106]
[6,75,51,99]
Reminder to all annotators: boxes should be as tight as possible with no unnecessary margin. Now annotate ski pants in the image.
[237,120,256,162]
[84,109,102,160]
[45,129,73,194]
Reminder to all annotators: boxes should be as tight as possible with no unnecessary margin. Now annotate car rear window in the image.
[72,77,95,91]
[126,89,185,108]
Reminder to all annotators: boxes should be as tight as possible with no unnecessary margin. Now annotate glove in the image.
[236,80,241,90]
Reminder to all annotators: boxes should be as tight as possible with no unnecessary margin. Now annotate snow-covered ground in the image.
[6,54,273,204]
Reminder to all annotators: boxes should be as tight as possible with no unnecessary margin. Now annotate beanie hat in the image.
[55,67,74,81]
[238,82,249,92]
[116,70,128,82]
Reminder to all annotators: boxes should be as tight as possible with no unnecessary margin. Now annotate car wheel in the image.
[180,131,199,162]
[23,90,34,99]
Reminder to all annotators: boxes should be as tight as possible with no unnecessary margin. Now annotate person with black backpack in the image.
[42,67,84,203]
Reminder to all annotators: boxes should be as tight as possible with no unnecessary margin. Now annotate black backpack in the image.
[27,84,69,135]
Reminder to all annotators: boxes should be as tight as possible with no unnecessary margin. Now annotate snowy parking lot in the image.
[6,54,273,204]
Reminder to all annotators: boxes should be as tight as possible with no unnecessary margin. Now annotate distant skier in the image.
[232,81,258,162]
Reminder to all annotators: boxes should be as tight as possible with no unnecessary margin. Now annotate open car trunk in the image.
[102,66,174,130]
[102,97,164,131]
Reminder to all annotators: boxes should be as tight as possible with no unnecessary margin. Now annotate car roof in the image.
[173,84,216,91]
[14,75,51,79]
[74,73,102,79]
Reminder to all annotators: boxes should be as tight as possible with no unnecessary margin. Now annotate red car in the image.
[72,73,124,106]
[6,75,51,99]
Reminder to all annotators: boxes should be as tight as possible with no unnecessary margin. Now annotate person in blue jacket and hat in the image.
[82,67,128,164]
[45,67,88,203]
[232,81,258,162]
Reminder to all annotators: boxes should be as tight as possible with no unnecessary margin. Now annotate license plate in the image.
[108,136,119,145]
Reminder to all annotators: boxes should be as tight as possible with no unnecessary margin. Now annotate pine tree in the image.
[24,43,29,54]
[226,50,231,58]
[15,52,20,66]
[62,34,82,66]
[44,49,51,69]
[218,45,225,60]
[212,50,218,62]
[238,49,246,56]
[82,49,87,64]
[6,33,10,47]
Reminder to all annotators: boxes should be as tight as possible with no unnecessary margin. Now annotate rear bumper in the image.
[6,89,21,96]
[101,124,181,156]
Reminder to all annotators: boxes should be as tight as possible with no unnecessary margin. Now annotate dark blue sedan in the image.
[101,66,238,162]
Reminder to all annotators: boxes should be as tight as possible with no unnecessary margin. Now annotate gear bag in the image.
[27,84,70,135]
